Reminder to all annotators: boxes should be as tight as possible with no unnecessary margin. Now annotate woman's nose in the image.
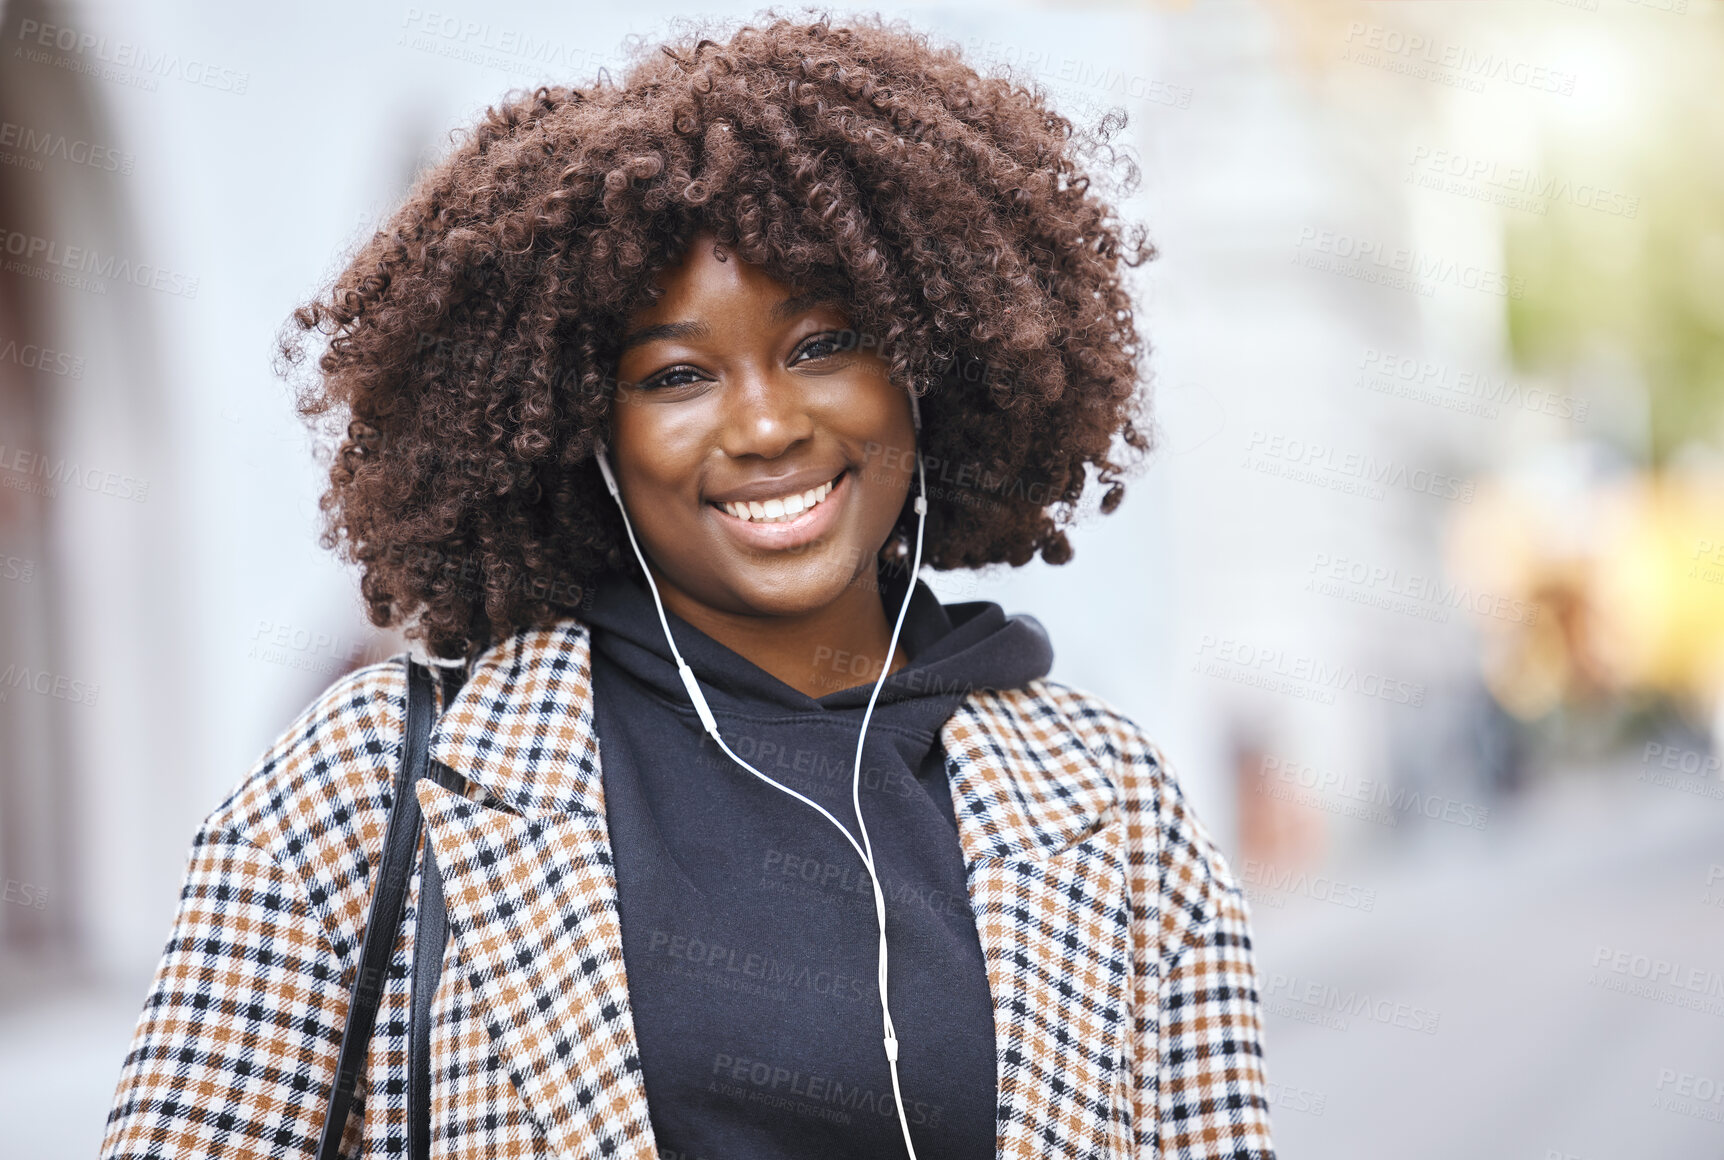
[718,365,815,460]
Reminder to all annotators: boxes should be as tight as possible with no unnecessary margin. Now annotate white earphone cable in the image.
[593,414,928,1158]
[851,449,928,1157]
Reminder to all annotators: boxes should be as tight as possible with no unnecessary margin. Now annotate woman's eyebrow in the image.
[617,291,842,353]
[771,290,841,321]
[617,319,709,354]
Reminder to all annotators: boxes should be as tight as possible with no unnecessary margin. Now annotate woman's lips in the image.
[709,470,848,551]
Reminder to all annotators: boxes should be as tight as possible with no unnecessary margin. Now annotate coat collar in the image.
[421,618,1133,1159]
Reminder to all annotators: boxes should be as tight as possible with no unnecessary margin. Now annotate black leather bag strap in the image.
[315,657,454,1160]
[408,664,468,1160]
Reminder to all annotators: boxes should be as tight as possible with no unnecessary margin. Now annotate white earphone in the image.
[594,391,929,1158]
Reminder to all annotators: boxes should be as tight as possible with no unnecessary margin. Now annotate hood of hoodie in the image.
[581,560,1054,731]
[579,561,1052,1160]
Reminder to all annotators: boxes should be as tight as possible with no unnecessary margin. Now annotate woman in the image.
[102,14,1276,1160]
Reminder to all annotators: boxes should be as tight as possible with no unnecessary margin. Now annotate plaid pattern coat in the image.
[102,617,1277,1159]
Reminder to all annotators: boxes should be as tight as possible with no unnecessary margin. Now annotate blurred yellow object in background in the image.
[1450,468,1724,730]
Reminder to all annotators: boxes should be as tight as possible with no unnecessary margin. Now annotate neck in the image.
[646,563,910,700]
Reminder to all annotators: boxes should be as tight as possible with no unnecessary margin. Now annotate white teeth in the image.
[719,476,839,523]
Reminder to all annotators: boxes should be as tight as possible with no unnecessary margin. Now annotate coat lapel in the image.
[416,620,1132,1160]
[420,622,658,1160]
[942,691,1135,1160]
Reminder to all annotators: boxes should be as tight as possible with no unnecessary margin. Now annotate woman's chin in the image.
[725,563,872,619]
[686,541,881,620]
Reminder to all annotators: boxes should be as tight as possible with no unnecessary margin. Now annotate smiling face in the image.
[606,234,917,628]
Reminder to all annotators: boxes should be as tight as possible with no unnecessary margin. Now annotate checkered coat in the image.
[102,618,1277,1159]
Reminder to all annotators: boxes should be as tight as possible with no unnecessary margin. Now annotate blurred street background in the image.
[0,0,1720,1156]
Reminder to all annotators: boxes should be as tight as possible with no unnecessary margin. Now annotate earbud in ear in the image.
[594,444,621,500]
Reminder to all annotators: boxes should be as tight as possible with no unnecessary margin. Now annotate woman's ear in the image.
[594,443,620,500]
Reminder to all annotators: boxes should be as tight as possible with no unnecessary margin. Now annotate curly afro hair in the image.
[282,9,1156,662]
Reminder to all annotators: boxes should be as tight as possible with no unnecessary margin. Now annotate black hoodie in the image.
[584,561,1054,1160]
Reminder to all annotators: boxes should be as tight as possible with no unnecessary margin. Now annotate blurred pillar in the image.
[0,0,190,987]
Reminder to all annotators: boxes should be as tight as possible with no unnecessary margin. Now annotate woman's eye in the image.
[640,366,704,391]
[795,330,855,362]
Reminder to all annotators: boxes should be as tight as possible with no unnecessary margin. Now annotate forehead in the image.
[631,238,793,321]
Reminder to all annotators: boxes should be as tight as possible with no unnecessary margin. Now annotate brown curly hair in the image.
[281,9,1156,662]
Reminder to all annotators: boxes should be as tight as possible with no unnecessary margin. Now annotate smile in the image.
[714,472,842,523]
[708,470,849,550]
